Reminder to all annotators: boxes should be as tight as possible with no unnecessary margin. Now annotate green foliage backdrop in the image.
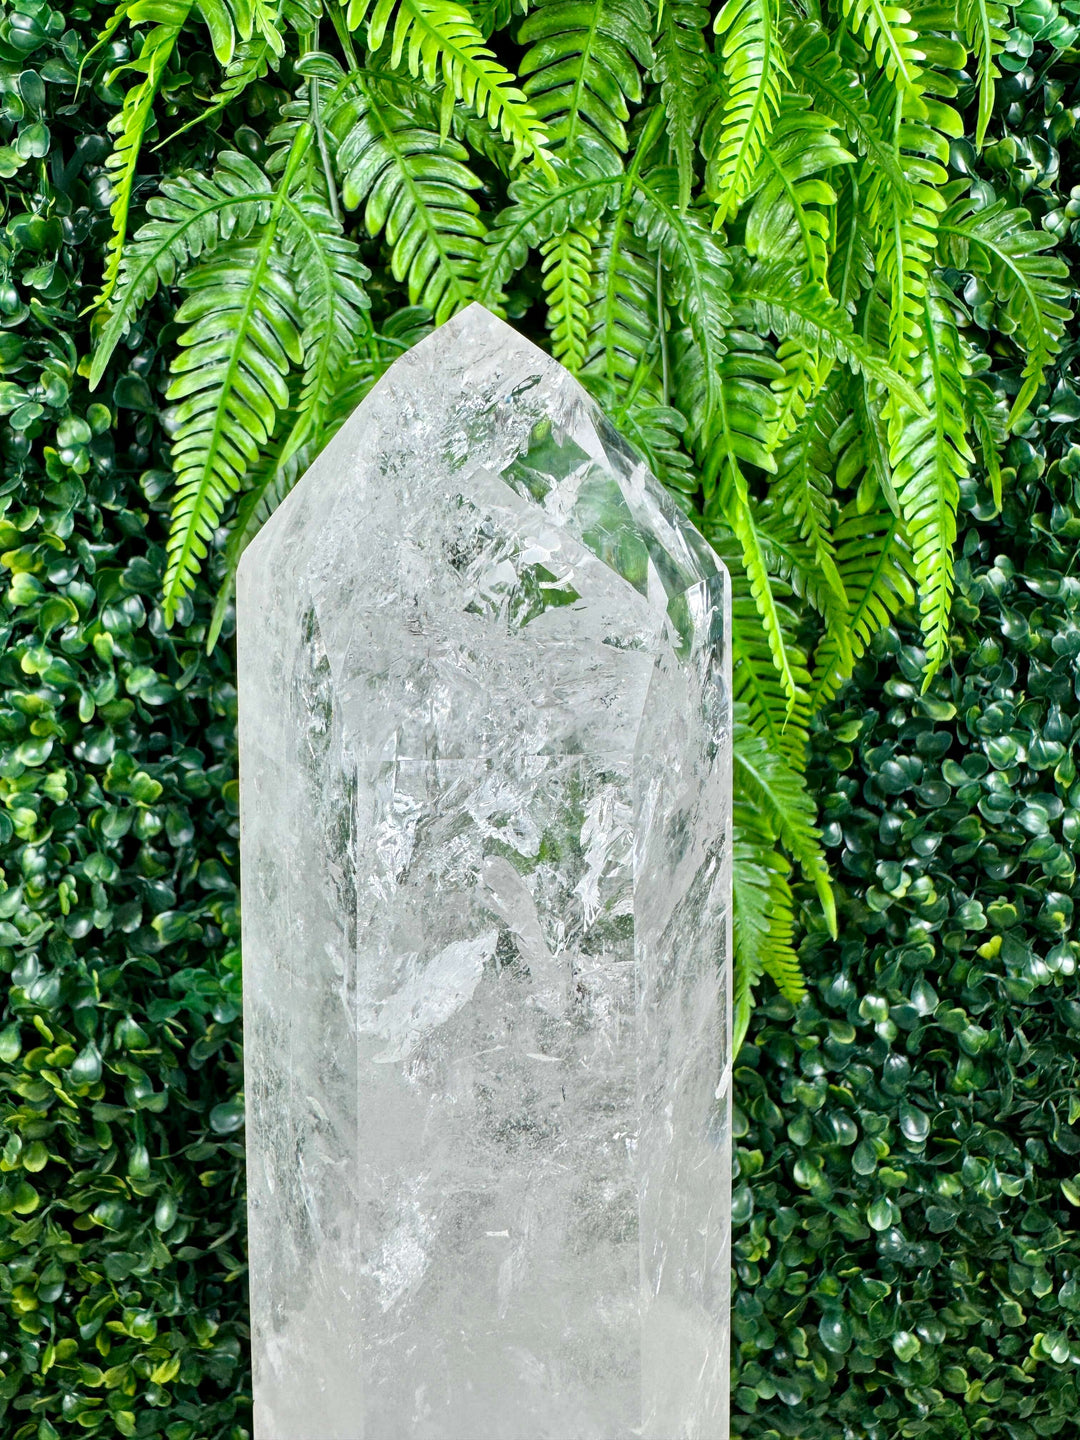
[0,0,1077,1434]
[69,0,1074,1032]
[736,446,1080,1436]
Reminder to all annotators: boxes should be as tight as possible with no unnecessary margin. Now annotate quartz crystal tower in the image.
[238,304,732,1439]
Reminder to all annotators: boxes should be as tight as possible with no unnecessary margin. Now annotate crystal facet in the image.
[238,304,732,1439]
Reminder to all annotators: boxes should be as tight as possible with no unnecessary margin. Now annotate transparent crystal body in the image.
[238,305,732,1439]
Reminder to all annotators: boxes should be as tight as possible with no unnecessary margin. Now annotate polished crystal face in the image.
[238,304,732,1439]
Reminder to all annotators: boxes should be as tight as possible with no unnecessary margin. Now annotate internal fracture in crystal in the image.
[238,304,732,1439]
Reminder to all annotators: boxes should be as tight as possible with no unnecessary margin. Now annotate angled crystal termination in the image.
[238,304,732,1439]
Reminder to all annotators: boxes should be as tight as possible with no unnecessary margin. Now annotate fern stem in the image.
[330,4,361,69]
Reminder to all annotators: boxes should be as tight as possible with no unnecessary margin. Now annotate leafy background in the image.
[0,0,1078,1435]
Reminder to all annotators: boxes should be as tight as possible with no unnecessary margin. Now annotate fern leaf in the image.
[350,0,552,169]
[938,196,1071,426]
[540,222,598,370]
[359,56,521,173]
[785,19,910,204]
[633,170,732,423]
[597,395,698,497]
[962,0,1008,147]
[96,0,195,309]
[887,288,971,683]
[732,806,804,1053]
[476,146,620,308]
[652,0,712,208]
[163,228,303,622]
[90,151,279,385]
[196,0,241,64]
[755,505,851,661]
[733,711,835,934]
[712,530,811,762]
[810,488,912,709]
[518,0,654,166]
[730,492,809,719]
[581,196,663,398]
[159,136,349,621]
[731,256,926,414]
[867,87,961,378]
[828,170,875,312]
[768,338,823,449]
[768,376,849,633]
[676,328,783,505]
[744,97,853,283]
[157,31,279,149]
[332,78,485,322]
[967,372,1007,511]
[705,0,787,223]
[839,0,924,93]
[275,190,372,466]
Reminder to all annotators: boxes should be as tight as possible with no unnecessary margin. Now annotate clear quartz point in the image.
[238,304,732,1439]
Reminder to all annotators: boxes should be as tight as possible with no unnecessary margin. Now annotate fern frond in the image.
[838,0,924,92]
[470,0,529,34]
[786,19,910,204]
[477,134,620,300]
[731,256,926,412]
[157,30,280,149]
[331,78,485,321]
[602,395,697,496]
[518,0,654,166]
[962,0,1009,146]
[744,97,853,283]
[731,492,809,719]
[734,710,835,933]
[967,371,1007,511]
[887,288,971,683]
[868,87,961,378]
[705,0,787,223]
[633,170,732,424]
[347,0,552,169]
[676,328,782,503]
[705,435,811,726]
[207,424,311,651]
[96,0,195,309]
[652,0,712,208]
[768,338,823,449]
[852,355,899,512]
[732,802,804,1052]
[275,190,372,467]
[828,170,875,312]
[90,151,280,385]
[540,222,598,370]
[754,506,849,657]
[163,229,302,622]
[581,197,663,398]
[195,0,290,64]
[810,488,912,709]
[161,141,324,622]
[117,133,369,623]
[710,530,810,760]
[768,375,849,627]
[360,54,521,172]
[938,196,1071,426]
[911,0,974,86]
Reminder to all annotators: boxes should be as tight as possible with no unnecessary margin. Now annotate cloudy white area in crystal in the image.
[238,304,732,1440]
